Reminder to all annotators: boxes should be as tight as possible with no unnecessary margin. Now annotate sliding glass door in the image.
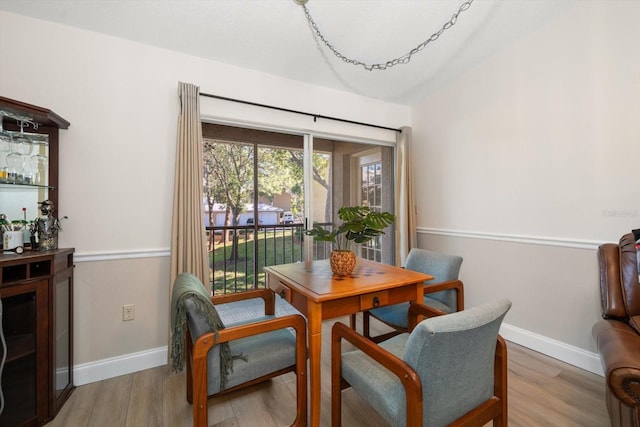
[202,122,395,293]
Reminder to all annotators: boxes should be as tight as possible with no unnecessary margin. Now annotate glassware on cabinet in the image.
[29,135,48,186]
[6,129,32,184]
[5,141,24,183]
[0,155,7,183]
[14,132,32,156]
[0,114,11,182]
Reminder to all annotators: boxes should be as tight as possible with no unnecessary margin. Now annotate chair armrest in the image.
[211,288,276,315]
[331,321,423,421]
[407,302,447,331]
[192,314,307,360]
[494,336,508,405]
[593,319,640,407]
[423,279,463,294]
[187,312,307,426]
[423,279,464,311]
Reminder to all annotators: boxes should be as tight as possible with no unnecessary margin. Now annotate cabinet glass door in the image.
[0,125,50,249]
[0,280,48,425]
[53,268,73,407]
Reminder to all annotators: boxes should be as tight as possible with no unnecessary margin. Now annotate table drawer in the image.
[360,291,389,311]
[270,279,292,302]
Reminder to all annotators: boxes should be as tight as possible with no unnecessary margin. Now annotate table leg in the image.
[307,304,322,427]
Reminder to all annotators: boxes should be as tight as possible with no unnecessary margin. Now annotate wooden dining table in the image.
[264,257,433,427]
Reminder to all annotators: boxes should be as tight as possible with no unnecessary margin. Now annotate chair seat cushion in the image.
[207,317,298,395]
[341,334,411,426]
[186,295,303,396]
[369,296,453,329]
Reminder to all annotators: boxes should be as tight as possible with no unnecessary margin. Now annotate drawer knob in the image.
[280,289,285,298]
[372,296,380,307]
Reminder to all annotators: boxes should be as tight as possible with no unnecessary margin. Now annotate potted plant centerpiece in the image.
[305,206,395,276]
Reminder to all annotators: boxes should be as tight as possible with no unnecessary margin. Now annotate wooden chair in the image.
[172,274,307,427]
[362,248,464,343]
[333,298,511,427]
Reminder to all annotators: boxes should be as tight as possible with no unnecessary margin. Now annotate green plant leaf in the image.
[306,205,395,251]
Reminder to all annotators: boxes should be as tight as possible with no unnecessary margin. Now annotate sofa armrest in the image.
[593,319,640,407]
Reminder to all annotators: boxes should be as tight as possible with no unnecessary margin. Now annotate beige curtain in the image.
[394,126,417,266]
[170,82,209,286]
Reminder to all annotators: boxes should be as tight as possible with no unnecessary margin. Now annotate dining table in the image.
[264,257,433,427]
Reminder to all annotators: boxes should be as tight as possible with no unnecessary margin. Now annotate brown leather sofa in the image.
[593,232,640,427]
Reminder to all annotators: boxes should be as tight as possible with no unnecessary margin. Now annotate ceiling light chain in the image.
[297,0,474,71]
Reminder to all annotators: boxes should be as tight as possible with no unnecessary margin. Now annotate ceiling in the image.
[0,0,576,106]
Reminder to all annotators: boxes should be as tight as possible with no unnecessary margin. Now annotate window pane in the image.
[202,123,395,292]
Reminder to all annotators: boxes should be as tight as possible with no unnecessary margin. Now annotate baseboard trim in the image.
[72,324,603,386]
[501,322,604,376]
[74,346,168,386]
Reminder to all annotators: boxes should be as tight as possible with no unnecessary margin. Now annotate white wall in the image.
[412,1,640,373]
[0,11,409,382]
[3,1,634,381]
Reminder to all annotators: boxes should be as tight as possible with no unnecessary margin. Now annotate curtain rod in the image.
[199,92,402,133]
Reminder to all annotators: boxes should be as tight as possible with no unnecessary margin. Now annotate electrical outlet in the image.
[122,304,135,321]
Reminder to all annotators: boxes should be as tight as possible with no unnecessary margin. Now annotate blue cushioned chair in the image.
[332,298,512,427]
[363,248,464,342]
[171,274,307,427]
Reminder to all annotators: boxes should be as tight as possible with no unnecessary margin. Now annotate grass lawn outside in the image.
[210,227,304,294]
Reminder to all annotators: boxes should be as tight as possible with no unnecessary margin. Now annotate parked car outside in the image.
[282,211,295,224]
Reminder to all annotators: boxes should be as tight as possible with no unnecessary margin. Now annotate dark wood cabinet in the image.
[0,249,75,426]
[0,97,73,426]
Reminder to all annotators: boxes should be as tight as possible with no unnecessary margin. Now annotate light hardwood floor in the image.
[46,316,610,427]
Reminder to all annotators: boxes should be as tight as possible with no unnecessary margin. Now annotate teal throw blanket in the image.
[170,273,233,389]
